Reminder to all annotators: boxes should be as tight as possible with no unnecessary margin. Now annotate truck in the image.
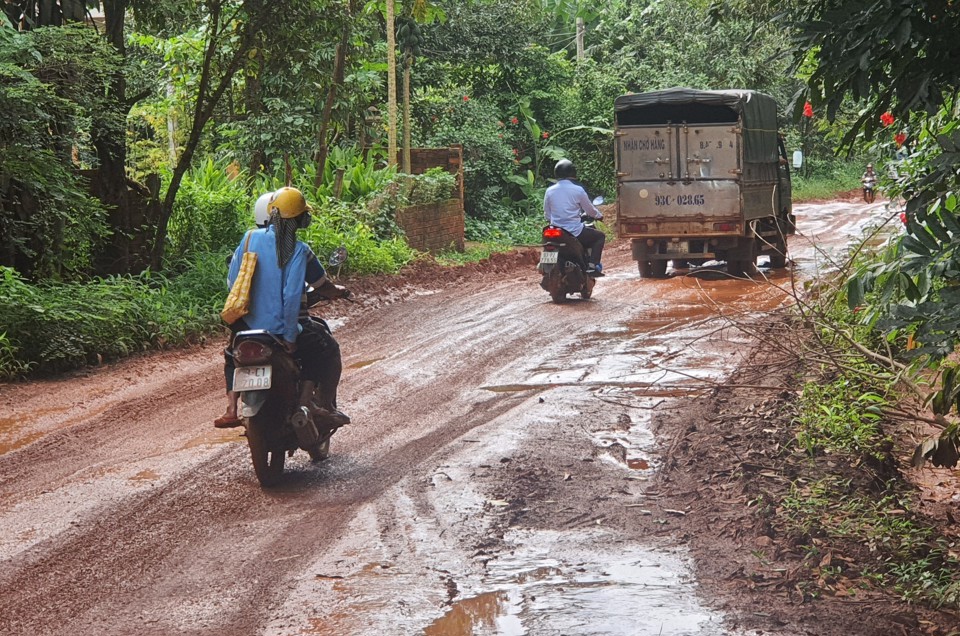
[614,87,795,278]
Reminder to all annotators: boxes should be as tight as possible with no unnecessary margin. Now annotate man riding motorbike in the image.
[543,159,606,276]
[214,187,350,428]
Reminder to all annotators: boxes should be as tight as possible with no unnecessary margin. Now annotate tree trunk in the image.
[244,43,264,176]
[402,53,411,173]
[150,1,270,269]
[314,0,356,189]
[92,0,136,274]
[386,0,398,167]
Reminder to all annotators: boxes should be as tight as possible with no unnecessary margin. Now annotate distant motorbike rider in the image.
[215,187,350,428]
[543,159,606,276]
[861,163,877,188]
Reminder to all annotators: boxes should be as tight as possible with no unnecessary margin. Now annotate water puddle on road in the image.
[0,406,71,456]
[423,529,730,636]
[347,357,384,370]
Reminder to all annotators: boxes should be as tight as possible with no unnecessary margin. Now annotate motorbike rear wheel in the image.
[245,416,285,487]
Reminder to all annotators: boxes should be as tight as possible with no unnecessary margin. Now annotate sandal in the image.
[213,413,243,429]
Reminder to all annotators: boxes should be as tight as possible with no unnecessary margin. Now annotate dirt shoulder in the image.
[648,316,960,636]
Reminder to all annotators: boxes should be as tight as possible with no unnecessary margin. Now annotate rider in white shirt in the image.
[543,159,606,276]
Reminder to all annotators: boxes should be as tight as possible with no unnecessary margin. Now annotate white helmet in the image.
[254,191,275,227]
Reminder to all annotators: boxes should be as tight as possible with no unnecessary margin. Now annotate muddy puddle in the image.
[425,530,731,636]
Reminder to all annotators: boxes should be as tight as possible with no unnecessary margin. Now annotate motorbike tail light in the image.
[234,340,272,365]
[543,227,563,239]
[713,222,737,232]
[623,223,647,233]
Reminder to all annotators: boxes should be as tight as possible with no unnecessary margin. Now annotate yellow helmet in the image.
[270,187,312,219]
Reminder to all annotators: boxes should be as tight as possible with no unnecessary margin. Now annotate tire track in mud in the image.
[0,363,224,501]
[0,385,532,635]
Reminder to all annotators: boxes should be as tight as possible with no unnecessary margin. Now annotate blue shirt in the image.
[543,179,601,237]
[227,228,308,343]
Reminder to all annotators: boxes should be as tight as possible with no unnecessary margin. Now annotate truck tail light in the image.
[713,222,737,232]
[622,223,648,233]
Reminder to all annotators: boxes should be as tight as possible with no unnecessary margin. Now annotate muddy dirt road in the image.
[0,200,895,635]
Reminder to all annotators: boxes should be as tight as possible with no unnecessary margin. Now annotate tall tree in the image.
[150,0,291,268]
[386,0,398,166]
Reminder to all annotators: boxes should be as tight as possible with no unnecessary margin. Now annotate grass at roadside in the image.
[792,160,864,201]
[772,285,960,610]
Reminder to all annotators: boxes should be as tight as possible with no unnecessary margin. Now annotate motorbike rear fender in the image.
[240,390,268,417]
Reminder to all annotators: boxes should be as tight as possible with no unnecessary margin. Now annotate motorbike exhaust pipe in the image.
[290,406,320,448]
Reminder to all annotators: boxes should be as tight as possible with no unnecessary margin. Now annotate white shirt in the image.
[543,179,602,237]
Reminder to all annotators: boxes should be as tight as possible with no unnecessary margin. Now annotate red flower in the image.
[512,148,518,156]
[895,132,907,147]
[900,212,908,225]
[541,132,549,139]
[880,111,895,127]
[462,95,470,102]
[510,116,519,125]
[802,102,814,118]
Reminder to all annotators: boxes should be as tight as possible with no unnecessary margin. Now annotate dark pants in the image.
[296,318,342,410]
[577,226,605,266]
[223,318,342,410]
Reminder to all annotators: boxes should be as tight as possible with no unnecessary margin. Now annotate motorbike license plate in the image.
[234,365,272,391]
[540,251,559,264]
[664,241,689,255]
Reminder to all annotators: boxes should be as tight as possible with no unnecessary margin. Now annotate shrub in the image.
[166,158,250,261]
[415,89,515,218]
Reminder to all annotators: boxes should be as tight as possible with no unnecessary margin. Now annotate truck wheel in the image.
[651,259,668,278]
[769,238,788,268]
[637,260,652,278]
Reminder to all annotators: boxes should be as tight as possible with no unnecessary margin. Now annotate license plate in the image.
[664,241,689,254]
[540,251,559,264]
[234,365,272,391]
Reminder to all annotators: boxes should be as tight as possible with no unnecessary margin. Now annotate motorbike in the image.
[863,177,877,203]
[538,197,603,303]
[231,247,350,487]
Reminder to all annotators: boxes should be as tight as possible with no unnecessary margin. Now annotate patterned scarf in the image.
[270,210,299,268]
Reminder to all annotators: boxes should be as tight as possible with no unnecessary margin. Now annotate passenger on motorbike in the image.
[214,187,350,428]
[543,159,606,276]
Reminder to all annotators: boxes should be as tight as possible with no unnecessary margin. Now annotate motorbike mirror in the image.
[328,246,347,268]
[592,196,605,206]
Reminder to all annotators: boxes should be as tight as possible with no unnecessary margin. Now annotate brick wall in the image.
[394,146,465,253]
[396,199,465,253]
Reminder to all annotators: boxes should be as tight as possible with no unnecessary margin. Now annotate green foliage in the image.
[794,376,891,459]
[791,159,864,201]
[0,258,227,377]
[166,158,250,261]
[416,88,515,217]
[781,476,960,609]
[0,24,118,279]
[789,0,960,147]
[466,209,544,245]
[407,166,456,205]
